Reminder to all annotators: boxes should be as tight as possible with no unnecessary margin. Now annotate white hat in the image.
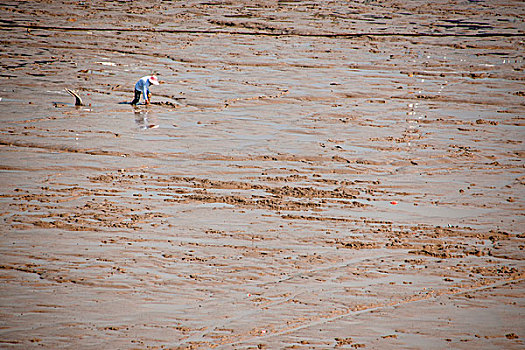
[149,76,159,85]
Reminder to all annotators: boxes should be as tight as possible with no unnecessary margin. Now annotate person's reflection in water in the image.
[134,110,159,130]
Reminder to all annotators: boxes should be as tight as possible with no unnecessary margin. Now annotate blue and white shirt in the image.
[135,76,153,101]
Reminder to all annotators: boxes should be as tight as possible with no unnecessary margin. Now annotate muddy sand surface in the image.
[0,1,524,348]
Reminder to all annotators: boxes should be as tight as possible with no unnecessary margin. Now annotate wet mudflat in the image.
[0,1,524,349]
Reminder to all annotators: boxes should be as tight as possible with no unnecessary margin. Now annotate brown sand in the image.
[0,0,524,348]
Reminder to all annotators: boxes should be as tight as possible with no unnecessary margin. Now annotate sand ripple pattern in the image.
[0,1,524,349]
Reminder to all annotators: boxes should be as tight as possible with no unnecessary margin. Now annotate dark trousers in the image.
[131,90,141,105]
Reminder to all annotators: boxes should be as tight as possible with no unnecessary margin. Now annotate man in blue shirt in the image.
[131,75,159,105]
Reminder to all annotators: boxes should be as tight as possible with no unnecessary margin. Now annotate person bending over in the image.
[131,75,159,105]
